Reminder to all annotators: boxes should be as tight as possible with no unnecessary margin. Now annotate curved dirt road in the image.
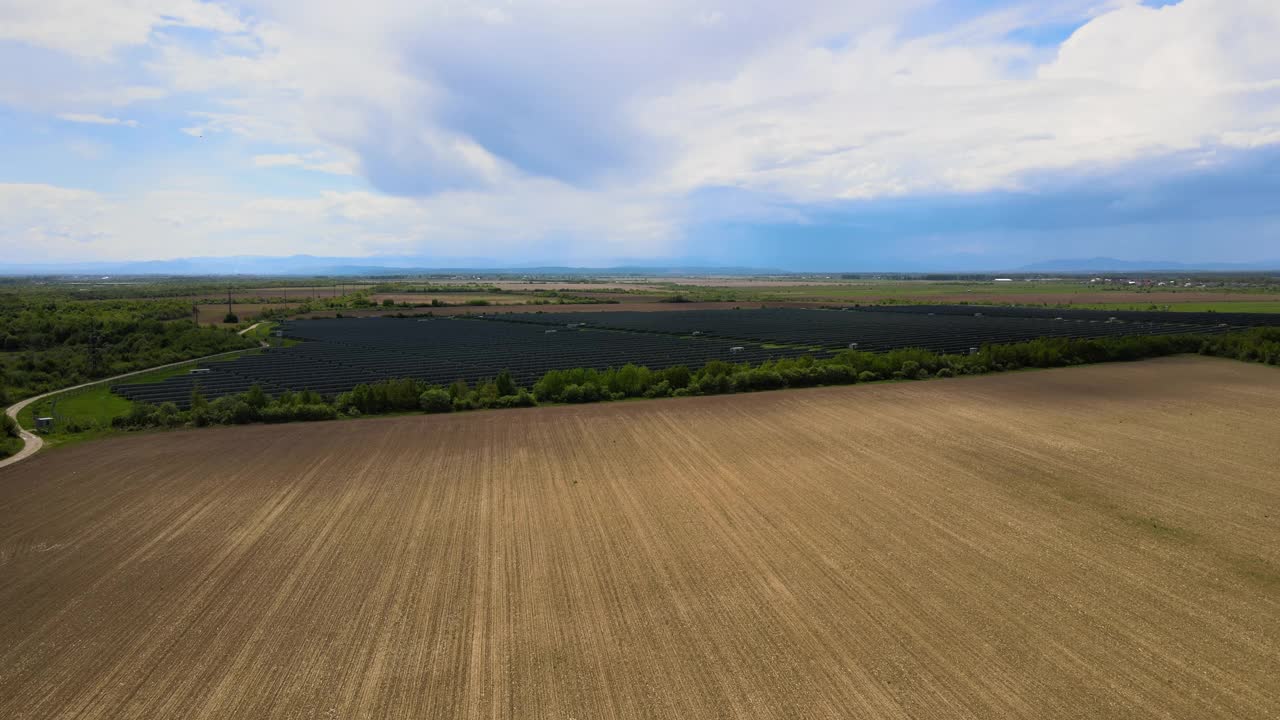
[0,346,255,471]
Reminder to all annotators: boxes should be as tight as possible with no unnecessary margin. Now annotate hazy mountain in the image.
[4,254,1277,277]
[1017,258,1280,272]
[0,255,778,277]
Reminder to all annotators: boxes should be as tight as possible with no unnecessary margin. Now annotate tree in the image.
[190,386,208,411]
[1,413,18,438]
[495,370,517,397]
[419,388,453,413]
[223,312,240,323]
[244,384,269,409]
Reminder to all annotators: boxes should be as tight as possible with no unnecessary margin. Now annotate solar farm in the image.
[111,305,1252,407]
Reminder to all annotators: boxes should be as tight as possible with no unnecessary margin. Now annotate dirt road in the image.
[1,357,1277,718]
[0,346,256,471]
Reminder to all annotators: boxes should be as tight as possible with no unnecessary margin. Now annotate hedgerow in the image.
[107,328,1280,432]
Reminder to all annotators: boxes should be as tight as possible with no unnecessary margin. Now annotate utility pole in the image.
[227,287,233,317]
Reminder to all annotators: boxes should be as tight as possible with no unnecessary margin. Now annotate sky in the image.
[1,0,1279,270]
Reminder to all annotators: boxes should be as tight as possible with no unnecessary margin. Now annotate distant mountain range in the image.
[1016,258,1280,273]
[1,254,1276,276]
[0,255,776,277]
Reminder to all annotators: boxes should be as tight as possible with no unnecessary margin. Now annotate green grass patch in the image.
[15,346,263,439]
[20,385,133,432]
[241,321,277,341]
[241,322,301,347]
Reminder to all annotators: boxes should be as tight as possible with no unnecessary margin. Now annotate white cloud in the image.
[56,112,139,127]
[0,181,679,263]
[645,0,1280,201]
[2,0,1280,261]
[252,152,354,175]
[0,0,243,59]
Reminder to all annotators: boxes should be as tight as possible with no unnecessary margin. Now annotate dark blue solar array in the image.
[482,307,1235,352]
[868,304,1280,327]
[111,316,815,407]
[112,306,1254,408]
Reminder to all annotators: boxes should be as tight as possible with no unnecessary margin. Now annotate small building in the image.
[35,417,54,431]
[189,368,211,375]
[729,346,744,353]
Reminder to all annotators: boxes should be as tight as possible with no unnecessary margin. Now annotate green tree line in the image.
[108,328,1279,432]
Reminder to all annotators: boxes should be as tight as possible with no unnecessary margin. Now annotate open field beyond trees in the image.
[1,356,1277,719]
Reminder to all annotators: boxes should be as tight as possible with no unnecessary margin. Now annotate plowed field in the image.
[2,356,1278,719]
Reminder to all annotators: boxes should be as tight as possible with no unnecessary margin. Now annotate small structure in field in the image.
[969,347,979,355]
[848,342,859,349]
[729,346,744,353]
[189,368,211,375]
[35,417,54,431]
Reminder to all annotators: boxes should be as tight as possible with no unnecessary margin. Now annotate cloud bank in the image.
[1,0,1278,268]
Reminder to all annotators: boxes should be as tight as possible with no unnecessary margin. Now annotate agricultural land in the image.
[1,357,1277,718]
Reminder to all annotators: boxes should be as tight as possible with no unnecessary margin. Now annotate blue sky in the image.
[1,0,1278,270]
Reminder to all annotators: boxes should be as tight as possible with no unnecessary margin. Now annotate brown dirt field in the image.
[2,357,1278,719]
[294,301,847,319]
[369,293,535,306]
[196,302,302,325]
[398,280,667,292]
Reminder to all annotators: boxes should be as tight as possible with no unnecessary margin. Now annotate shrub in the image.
[660,365,692,389]
[643,380,672,398]
[857,371,879,382]
[936,367,955,378]
[1,413,19,438]
[155,402,184,427]
[419,388,453,413]
[223,312,239,323]
[493,389,537,408]
[243,384,270,409]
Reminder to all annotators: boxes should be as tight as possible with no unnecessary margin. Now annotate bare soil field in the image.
[1,357,1277,719]
[400,280,668,292]
[369,293,537,306]
[294,301,847,319]
[196,302,302,325]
